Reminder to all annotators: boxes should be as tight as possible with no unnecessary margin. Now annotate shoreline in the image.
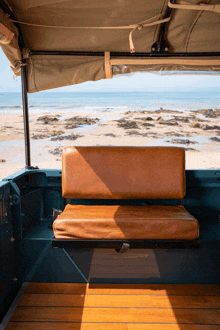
[0,108,220,180]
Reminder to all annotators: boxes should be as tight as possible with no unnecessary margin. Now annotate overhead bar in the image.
[29,50,220,57]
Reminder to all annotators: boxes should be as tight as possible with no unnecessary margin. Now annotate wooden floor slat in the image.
[10,307,220,324]
[25,283,220,296]
[5,323,220,330]
[6,283,220,329]
[18,293,220,309]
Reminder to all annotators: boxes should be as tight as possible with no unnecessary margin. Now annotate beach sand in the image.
[0,108,220,180]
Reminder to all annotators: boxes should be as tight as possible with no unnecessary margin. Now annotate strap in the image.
[10,12,170,53]
[168,0,220,14]
[110,58,220,65]
[10,12,166,30]
[129,16,170,53]
[105,52,112,79]
[0,22,14,44]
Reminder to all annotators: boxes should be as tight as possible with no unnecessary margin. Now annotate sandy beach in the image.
[0,108,220,180]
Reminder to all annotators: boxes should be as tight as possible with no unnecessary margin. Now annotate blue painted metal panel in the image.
[0,181,19,323]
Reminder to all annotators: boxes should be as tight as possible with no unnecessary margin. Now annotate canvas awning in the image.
[1,0,220,93]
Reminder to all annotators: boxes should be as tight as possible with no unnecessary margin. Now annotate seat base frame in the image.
[52,238,200,249]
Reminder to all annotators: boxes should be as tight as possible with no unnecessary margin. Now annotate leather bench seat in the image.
[53,204,199,240]
[53,146,200,242]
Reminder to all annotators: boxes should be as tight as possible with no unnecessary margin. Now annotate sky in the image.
[1,48,220,93]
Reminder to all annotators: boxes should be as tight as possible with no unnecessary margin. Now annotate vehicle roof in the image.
[1,0,220,92]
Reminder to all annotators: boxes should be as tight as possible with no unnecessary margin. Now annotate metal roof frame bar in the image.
[30,50,220,57]
[21,60,32,168]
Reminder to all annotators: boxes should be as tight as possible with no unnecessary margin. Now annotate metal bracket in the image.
[25,165,39,170]
[151,39,170,54]
[151,0,175,53]
[48,208,62,229]
[9,195,20,206]
[115,243,130,253]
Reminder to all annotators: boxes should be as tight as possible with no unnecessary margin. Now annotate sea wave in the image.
[0,91,220,113]
[0,105,22,109]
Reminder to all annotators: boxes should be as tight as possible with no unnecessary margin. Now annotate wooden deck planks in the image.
[18,293,220,309]
[9,306,220,324]
[6,283,220,329]
[24,283,220,295]
[5,323,220,330]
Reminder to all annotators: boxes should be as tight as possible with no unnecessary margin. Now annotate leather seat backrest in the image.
[62,146,185,199]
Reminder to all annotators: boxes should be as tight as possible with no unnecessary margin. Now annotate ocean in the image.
[0,90,220,113]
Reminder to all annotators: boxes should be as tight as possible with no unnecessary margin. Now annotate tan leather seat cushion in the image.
[53,204,199,240]
[62,147,186,199]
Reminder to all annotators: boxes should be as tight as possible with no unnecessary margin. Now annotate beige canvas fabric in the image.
[1,0,220,92]
[0,7,21,75]
[26,55,106,92]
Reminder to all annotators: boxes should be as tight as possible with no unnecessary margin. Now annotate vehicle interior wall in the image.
[0,169,220,322]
